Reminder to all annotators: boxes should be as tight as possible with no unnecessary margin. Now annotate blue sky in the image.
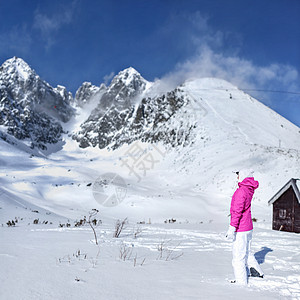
[0,0,299,127]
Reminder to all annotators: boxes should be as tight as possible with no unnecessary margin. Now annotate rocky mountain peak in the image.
[110,67,147,89]
[0,56,35,82]
[0,57,75,151]
[0,56,74,123]
[97,67,149,110]
[114,67,142,83]
[75,82,106,107]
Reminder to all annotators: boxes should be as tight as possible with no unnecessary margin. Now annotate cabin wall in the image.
[272,187,295,232]
[294,191,300,233]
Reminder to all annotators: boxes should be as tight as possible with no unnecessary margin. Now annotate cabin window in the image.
[279,209,286,219]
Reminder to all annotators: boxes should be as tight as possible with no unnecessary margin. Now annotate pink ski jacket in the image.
[230,177,259,232]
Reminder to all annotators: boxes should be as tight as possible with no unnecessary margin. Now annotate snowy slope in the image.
[1,118,300,299]
[1,68,300,299]
[182,78,300,149]
[162,78,300,201]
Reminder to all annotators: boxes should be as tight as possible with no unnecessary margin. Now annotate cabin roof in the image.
[268,178,300,206]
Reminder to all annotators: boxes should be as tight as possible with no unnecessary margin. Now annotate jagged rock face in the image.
[0,88,63,150]
[109,88,197,150]
[100,67,149,109]
[73,87,197,150]
[0,57,74,122]
[75,82,106,107]
[72,67,153,148]
[55,85,73,108]
[0,57,74,149]
[73,68,198,150]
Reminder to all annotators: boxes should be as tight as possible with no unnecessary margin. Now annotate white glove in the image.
[225,225,236,241]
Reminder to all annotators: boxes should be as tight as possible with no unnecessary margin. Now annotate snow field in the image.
[1,217,299,299]
[1,74,300,299]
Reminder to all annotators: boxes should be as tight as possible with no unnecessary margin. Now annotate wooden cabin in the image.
[268,178,300,233]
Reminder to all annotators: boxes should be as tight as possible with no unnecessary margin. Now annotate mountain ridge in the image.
[0,57,299,154]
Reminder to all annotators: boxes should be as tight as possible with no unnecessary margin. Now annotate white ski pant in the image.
[232,230,263,285]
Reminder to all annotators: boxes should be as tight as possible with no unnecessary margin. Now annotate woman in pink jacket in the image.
[226,169,264,285]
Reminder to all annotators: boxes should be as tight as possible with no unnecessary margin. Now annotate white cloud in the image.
[159,12,300,105]
[0,24,32,55]
[33,0,78,49]
[103,72,115,86]
[0,1,79,55]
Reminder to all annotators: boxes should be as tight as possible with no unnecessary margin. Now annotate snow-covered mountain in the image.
[72,70,300,154]
[74,81,106,108]
[72,67,152,148]
[69,67,300,206]
[1,57,298,156]
[1,58,300,299]
[0,57,75,150]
